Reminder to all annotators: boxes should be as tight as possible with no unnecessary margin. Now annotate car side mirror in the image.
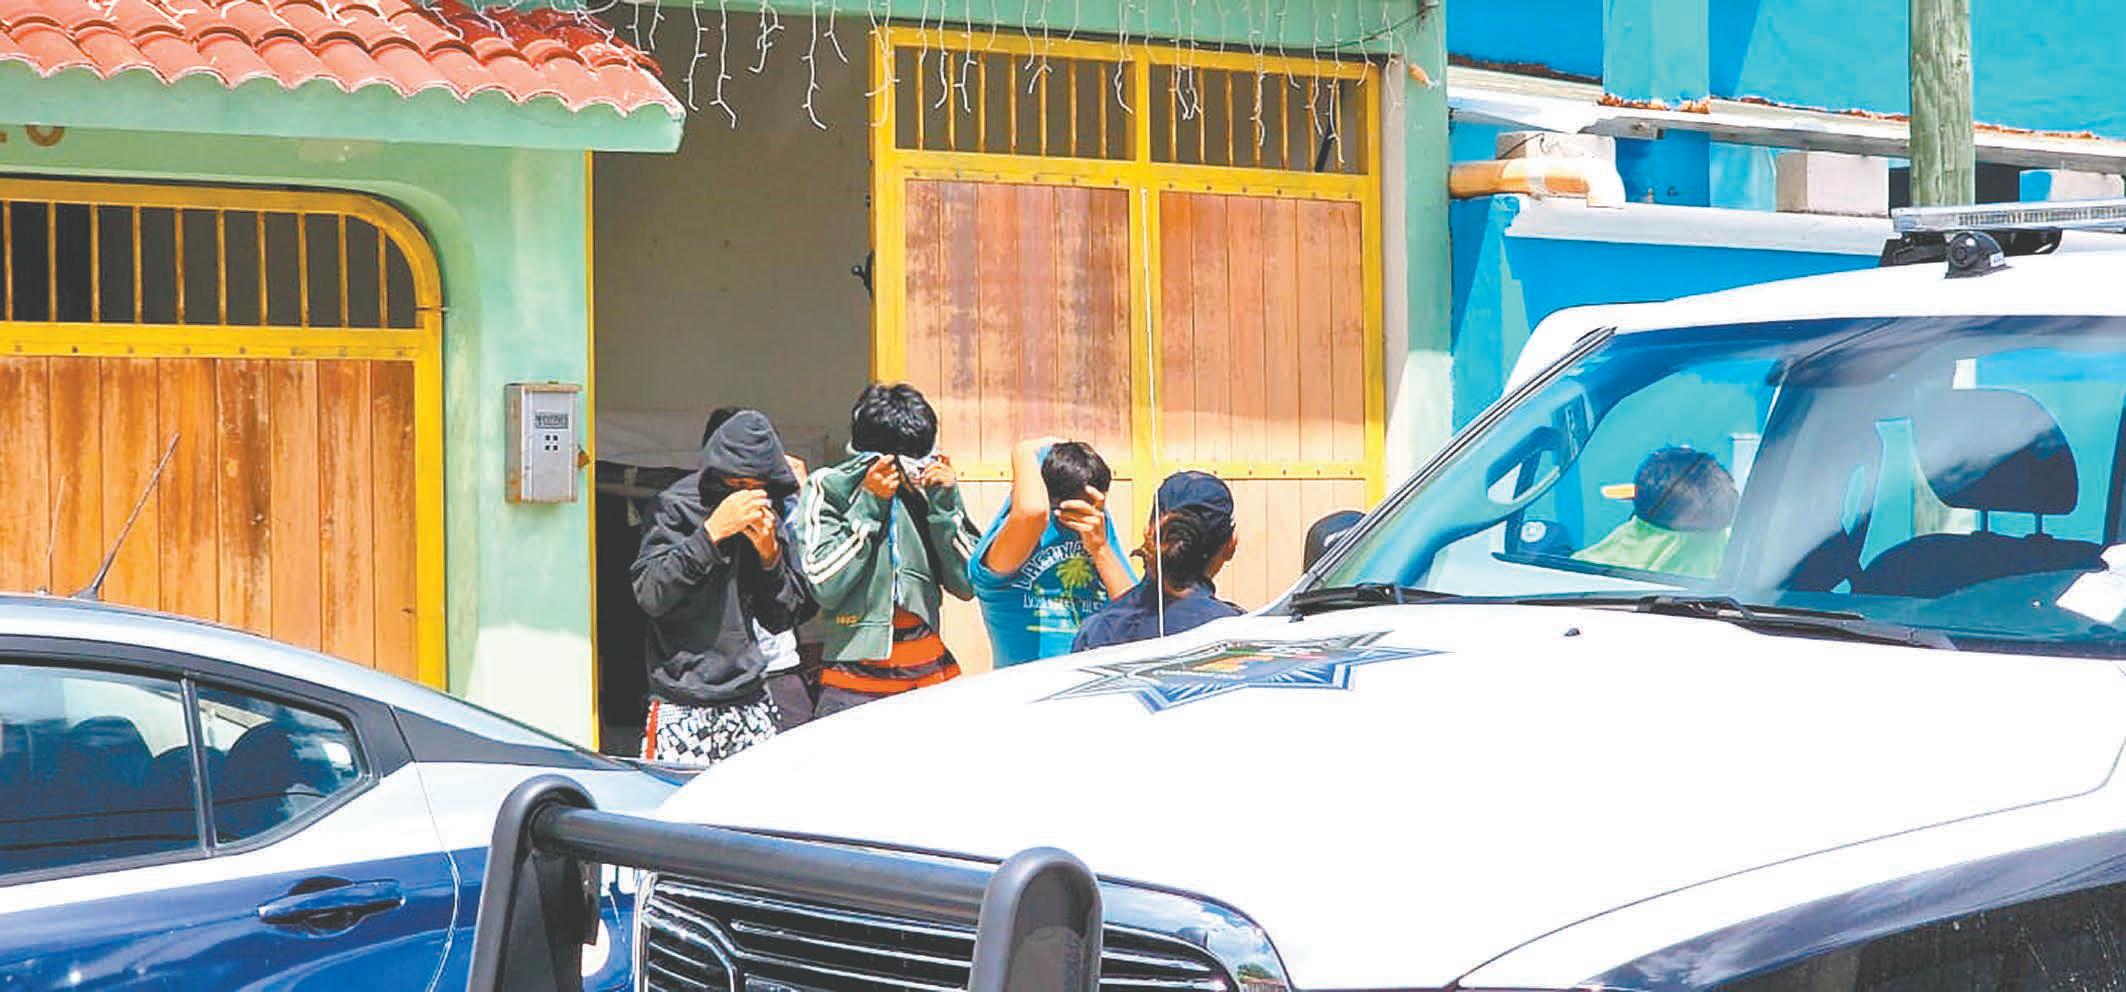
[1303,510,1365,570]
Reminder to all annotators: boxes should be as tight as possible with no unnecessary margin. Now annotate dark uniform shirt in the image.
[1071,578,1243,653]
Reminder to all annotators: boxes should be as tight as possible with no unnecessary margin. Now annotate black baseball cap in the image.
[1154,470,1235,521]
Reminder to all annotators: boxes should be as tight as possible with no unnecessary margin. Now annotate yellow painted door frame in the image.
[868,26,1387,501]
[0,176,448,688]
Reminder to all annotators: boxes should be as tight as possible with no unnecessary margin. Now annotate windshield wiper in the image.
[1502,593,1958,650]
[1286,588,1957,649]
[1287,583,1459,616]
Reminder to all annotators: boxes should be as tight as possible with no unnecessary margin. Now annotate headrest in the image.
[60,716,151,789]
[226,723,335,793]
[1913,388,2077,515]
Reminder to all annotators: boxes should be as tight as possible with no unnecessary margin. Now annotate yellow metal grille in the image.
[896,47,1132,159]
[2,180,425,331]
[884,29,1373,177]
[1149,64,1365,173]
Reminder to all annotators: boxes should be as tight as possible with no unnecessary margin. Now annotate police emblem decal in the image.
[1042,633,1438,713]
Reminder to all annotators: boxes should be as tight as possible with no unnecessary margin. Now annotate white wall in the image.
[593,13,874,464]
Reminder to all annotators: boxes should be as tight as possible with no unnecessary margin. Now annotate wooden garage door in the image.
[1157,192,1372,608]
[874,30,1383,665]
[0,179,444,684]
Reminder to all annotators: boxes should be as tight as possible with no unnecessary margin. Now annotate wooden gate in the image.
[0,179,444,686]
[873,29,1383,654]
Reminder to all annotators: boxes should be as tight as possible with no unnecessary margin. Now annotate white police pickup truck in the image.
[575,203,2126,992]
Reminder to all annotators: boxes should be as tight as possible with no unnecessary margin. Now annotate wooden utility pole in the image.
[1909,0,1975,205]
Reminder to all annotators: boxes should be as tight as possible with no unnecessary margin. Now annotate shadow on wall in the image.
[590,12,875,454]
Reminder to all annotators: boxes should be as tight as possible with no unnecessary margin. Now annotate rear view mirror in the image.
[1303,510,1365,570]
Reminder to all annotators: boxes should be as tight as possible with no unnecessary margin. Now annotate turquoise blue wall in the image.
[1715,0,2126,138]
[1452,0,2126,138]
[1447,194,1873,426]
[1446,0,1602,78]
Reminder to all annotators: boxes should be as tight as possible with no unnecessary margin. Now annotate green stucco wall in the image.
[0,127,601,745]
[1396,15,1455,480]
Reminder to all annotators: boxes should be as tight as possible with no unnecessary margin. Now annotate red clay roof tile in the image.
[0,0,60,28]
[253,31,328,84]
[422,43,494,93]
[11,22,92,70]
[193,30,272,80]
[32,0,114,31]
[0,0,678,115]
[104,0,184,38]
[516,35,568,66]
[214,1,292,43]
[74,24,151,72]
[366,39,443,89]
[275,3,360,47]
[133,30,214,77]
[310,35,390,88]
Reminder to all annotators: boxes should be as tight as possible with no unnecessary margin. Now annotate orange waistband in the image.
[819,663,961,694]
[876,631,947,669]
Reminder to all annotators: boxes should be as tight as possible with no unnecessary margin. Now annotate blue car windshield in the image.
[1313,315,2126,657]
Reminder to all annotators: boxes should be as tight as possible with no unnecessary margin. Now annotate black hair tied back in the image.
[1154,505,1233,592]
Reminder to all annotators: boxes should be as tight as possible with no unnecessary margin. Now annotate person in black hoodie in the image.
[633,409,817,765]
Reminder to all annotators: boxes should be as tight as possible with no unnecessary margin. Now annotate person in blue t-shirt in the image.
[1073,471,1245,652]
[969,437,1135,667]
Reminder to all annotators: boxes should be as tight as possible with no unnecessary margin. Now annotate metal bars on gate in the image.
[877,27,1375,187]
[0,178,430,331]
[467,776,1104,992]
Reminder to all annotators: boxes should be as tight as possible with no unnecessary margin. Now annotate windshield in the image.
[1313,315,2126,657]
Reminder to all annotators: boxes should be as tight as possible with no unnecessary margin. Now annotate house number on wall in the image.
[0,126,67,146]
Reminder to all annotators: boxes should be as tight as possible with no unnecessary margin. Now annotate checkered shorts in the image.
[642,696,781,767]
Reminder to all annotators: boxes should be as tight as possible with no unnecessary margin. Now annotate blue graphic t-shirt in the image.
[969,500,1134,668]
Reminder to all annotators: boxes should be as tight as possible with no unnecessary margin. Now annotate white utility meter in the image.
[505,382,581,504]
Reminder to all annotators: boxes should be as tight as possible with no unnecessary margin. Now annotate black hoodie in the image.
[631,411,817,706]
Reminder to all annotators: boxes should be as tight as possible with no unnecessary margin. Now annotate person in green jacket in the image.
[795,384,981,717]
[1574,446,1738,579]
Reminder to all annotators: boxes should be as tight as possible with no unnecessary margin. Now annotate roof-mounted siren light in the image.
[1892,198,2126,234]
[1877,198,2126,270]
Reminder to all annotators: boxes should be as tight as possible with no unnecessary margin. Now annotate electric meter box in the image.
[505,382,581,504]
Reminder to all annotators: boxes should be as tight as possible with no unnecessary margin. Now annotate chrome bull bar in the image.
[466,775,1103,992]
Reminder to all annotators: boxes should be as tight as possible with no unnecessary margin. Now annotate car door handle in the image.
[257,879,406,930]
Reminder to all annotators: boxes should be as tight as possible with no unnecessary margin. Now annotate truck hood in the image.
[657,604,2126,989]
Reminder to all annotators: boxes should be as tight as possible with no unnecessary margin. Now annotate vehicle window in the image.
[1315,316,2126,655]
[0,664,202,876]
[1500,357,1777,583]
[198,685,364,844]
[1859,351,2122,571]
[1723,881,2126,992]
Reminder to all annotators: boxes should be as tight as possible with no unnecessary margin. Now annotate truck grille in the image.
[638,874,1235,992]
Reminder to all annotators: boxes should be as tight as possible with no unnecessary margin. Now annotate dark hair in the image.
[849,383,938,457]
[1041,442,1112,507]
[1634,446,1738,532]
[702,406,745,448]
[1152,505,1234,592]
